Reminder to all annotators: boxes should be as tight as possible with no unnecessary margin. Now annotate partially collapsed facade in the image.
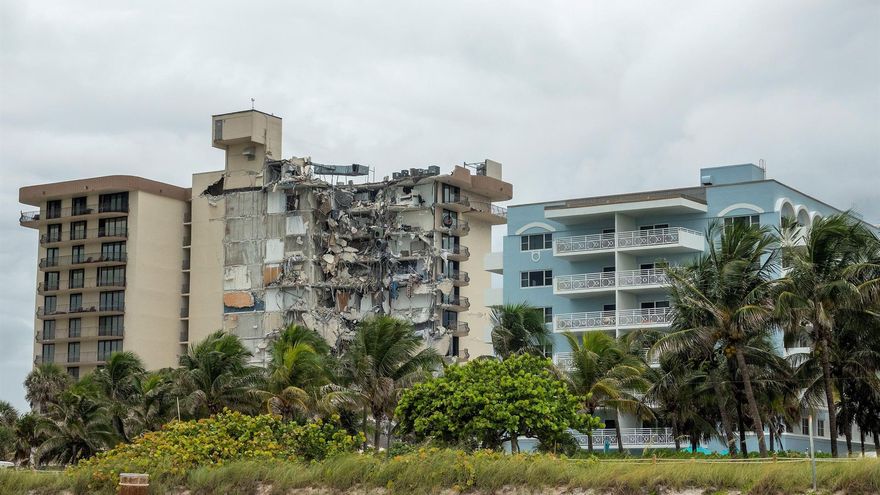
[20,109,512,374]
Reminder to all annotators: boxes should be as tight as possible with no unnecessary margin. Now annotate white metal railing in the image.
[553,351,575,371]
[617,227,702,249]
[555,307,673,332]
[617,268,668,288]
[554,232,616,253]
[555,272,616,292]
[573,428,676,448]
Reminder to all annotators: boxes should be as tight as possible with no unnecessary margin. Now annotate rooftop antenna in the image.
[251,98,255,110]
[758,158,766,170]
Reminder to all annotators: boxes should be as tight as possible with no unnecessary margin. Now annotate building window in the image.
[69,269,85,289]
[442,310,458,328]
[42,344,55,363]
[818,419,825,437]
[802,417,810,435]
[44,272,59,291]
[71,245,85,264]
[603,304,617,311]
[67,342,80,363]
[46,224,62,243]
[99,291,125,312]
[541,307,553,325]
[441,184,461,203]
[72,197,89,216]
[520,233,552,251]
[97,340,122,361]
[540,343,553,357]
[44,295,57,314]
[42,320,55,340]
[70,221,87,241]
[99,217,127,237]
[67,367,79,380]
[101,242,126,261]
[99,316,124,336]
[724,214,760,228]
[641,300,670,310]
[98,266,125,287]
[46,200,62,219]
[68,318,81,338]
[441,234,460,251]
[99,192,128,213]
[520,270,553,288]
[69,293,83,312]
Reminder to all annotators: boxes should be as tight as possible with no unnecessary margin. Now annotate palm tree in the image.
[0,400,17,461]
[91,351,145,442]
[340,315,441,448]
[177,331,265,417]
[129,370,176,436]
[37,389,116,465]
[656,221,779,456]
[562,331,649,453]
[776,213,880,457]
[266,324,336,420]
[24,363,72,412]
[13,413,43,468]
[490,303,550,358]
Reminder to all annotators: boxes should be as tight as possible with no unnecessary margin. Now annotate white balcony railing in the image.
[554,272,616,293]
[553,351,575,371]
[554,227,704,256]
[617,268,668,288]
[555,307,673,332]
[617,227,702,249]
[572,428,677,448]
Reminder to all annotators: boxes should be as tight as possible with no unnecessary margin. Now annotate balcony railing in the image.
[39,253,127,268]
[470,201,507,219]
[37,326,124,342]
[554,307,673,332]
[449,321,470,336]
[441,296,470,310]
[20,210,40,223]
[439,196,470,208]
[38,277,126,292]
[444,245,470,260]
[441,218,469,235]
[444,269,470,284]
[572,428,677,448]
[37,303,125,317]
[617,227,702,249]
[40,228,128,244]
[555,232,616,254]
[554,272,616,293]
[553,351,575,371]
[19,205,128,224]
[555,228,704,256]
[617,268,668,288]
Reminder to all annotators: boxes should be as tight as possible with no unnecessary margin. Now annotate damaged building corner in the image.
[210,109,512,366]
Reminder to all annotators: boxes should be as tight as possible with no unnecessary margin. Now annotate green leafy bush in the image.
[68,409,362,492]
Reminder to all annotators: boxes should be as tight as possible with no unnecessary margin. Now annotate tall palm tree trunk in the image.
[673,423,681,450]
[874,430,879,455]
[714,387,738,455]
[373,413,382,450]
[615,410,624,453]
[586,432,594,453]
[734,348,768,457]
[859,429,865,455]
[817,333,839,457]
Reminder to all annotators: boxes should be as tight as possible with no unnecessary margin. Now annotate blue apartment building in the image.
[488,163,878,454]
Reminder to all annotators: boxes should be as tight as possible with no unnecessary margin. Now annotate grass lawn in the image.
[1,450,878,494]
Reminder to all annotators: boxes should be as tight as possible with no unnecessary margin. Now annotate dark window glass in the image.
[101,242,126,261]
[818,420,825,437]
[520,270,552,287]
[71,245,85,263]
[603,304,617,311]
[72,197,89,216]
[441,234,459,251]
[44,272,59,290]
[802,418,809,435]
[69,269,85,289]
[441,184,461,203]
[99,291,125,311]
[98,266,125,287]
[640,263,655,270]
[99,192,128,213]
[603,266,616,273]
[724,214,761,228]
[70,221,87,240]
[520,234,552,251]
[99,316,124,336]
[42,344,55,363]
[442,310,458,327]
[97,340,122,361]
[542,307,553,324]
[46,224,62,243]
[44,296,57,313]
[99,217,127,237]
[42,320,55,340]
[67,342,80,363]
[46,200,61,219]
[68,318,81,338]
[69,293,82,311]
[67,367,79,379]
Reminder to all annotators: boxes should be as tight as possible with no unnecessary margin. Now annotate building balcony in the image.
[38,277,126,294]
[444,269,470,286]
[437,196,470,212]
[440,218,469,236]
[35,351,110,366]
[19,204,129,227]
[38,253,127,270]
[572,428,677,449]
[450,321,470,337]
[445,245,470,261]
[553,227,704,258]
[616,268,669,291]
[554,307,673,333]
[40,228,128,247]
[466,201,507,225]
[441,296,470,312]
[554,272,616,297]
[36,326,124,343]
[37,303,125,320]
[445,347,470,363]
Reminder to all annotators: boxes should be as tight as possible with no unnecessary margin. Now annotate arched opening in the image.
[780,201,796,223]
[796,207,810,227]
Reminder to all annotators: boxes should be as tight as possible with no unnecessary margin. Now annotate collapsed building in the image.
[183,110,512,365]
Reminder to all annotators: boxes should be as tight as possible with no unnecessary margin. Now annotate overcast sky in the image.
[1,0,878,410]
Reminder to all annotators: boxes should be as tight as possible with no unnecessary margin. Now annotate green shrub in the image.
[67,409,362,492]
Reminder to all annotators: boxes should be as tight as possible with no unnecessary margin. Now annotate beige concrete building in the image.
[19,109,512,376]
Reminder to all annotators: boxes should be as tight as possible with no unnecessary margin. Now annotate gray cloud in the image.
[1,0,878,410]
